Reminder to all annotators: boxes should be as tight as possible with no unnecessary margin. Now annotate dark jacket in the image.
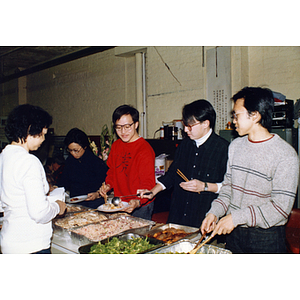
[58,149,108,198]
[158,132,229,228]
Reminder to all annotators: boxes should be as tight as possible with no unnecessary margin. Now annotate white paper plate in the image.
[97,201,129,212]
[66,195,88,204]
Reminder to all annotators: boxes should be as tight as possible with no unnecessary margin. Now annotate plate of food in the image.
[66,195,88,204]
[97,201,129,212]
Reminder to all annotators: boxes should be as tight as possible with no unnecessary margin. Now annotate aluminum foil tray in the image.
[65,204,90,214]
[52,210,108,236]
[147,239,232,254]
[78,232,164,254]
[146,223,201,243]
[69,215,156,245]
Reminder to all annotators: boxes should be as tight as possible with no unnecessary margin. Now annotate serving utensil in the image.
[177,169,200,194]
[188,234,214,254]
[111,192,153,207]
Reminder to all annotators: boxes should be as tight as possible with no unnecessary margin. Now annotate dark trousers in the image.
[132,201,154,221]
[31,247,51,254]
[226,226,287,254]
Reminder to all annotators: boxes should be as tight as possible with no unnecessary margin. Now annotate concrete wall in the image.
[26,48,136,136]
[1,46,300,138]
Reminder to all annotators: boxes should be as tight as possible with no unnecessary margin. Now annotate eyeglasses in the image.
[184,122,201,131]
[231,111,248,120]
[67,146,82,154]
[114,122,135,131]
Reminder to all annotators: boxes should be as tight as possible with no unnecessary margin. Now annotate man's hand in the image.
[99,182,111,197]
[137,189,154,199]
[180,179,203,193]
[122,199,140,213]
[201,213,217,235]
[212,214,234,236]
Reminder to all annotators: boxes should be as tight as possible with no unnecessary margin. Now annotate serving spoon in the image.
[111,192,153,206]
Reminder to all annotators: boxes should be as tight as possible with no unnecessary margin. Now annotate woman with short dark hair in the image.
[0,104,66,254]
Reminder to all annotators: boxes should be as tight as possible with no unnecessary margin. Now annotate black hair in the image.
[5,104,52,143]
[232,86,274,131]
[112,105,139,124]
[182,99,216,130]
[64,128,90,150]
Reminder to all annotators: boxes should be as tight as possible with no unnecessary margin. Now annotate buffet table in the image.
[1,205,230,254]
[51,233,82,254]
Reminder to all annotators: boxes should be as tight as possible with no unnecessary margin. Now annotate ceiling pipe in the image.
[0,46,115,84]
[0,46,25,58]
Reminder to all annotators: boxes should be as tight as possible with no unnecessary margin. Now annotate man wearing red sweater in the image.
[99,105,156,220]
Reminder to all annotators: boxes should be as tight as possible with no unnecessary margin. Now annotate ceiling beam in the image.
[0,46,115,84]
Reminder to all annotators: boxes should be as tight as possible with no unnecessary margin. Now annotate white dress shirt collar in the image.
[194,128,212,147]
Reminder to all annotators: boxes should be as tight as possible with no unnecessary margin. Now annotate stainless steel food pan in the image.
[146,223,201,241]
[147,239,232,254]
[69,215,156,245]
[78,232,164,254]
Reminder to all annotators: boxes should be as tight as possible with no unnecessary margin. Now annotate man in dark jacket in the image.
[139,100,229,228]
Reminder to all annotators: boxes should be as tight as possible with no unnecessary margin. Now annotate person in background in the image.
[99,105,156,220]
[57,128,108,209]
[139,99,229,228]
[201,86,299,253]
[44,155,65,191]
[0,104,66,254]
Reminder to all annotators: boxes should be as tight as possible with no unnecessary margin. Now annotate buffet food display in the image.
[50,204,231,254]
[79,233,164,254]
[147,239,232,254]
[54,211,108,229]
[70,216,153,242]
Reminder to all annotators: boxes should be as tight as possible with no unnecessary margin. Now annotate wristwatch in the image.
[204,182,208,192]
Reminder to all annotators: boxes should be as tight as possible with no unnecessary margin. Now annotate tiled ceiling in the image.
[0,46,115,83]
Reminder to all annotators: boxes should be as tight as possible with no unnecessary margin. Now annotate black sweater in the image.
[58,150,108,198]
[158,132,229,228]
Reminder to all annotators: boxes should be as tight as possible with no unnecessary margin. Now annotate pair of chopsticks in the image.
[188,233,214,254]
[177,169,200,194]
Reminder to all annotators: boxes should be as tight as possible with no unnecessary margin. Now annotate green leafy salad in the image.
[89,236,157,254]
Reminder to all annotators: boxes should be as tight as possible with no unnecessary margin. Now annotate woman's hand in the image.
[48,184,58,193]
[56,200,66,215]
[86,192,99,201]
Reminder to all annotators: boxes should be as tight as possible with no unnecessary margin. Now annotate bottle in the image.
[172,127,178,140]
[160,126,164,139]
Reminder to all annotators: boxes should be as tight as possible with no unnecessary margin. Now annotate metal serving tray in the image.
[147,239,232,254]
[69,215,156,246]
[146,223,201,242]
[78,232,164,254]
[52,210,108,236]
[65,204,90,214]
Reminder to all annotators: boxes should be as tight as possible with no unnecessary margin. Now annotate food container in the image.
[147,239,232,254]
[78,232,165,254]
[65,204,90,214]
[69,215,156,246]
[53,210,108,234]
[146,223,201,243]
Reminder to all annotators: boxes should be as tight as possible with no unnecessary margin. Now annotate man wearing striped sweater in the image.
[201,87,299,253]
